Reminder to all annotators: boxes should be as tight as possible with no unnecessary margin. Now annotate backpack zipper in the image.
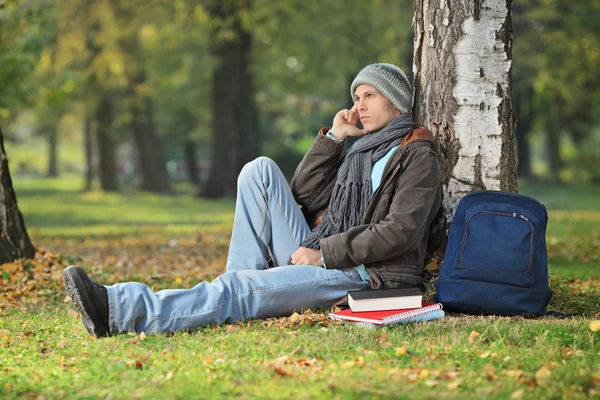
[457,210,536,274]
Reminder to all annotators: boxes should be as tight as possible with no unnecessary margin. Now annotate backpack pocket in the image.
[453,209,535,288]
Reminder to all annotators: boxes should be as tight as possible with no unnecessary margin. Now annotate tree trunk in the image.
[514,87,533,179]
[83,114,94,191]
[202,0,260,198]
[413,0,517,255]
[128,74,171,194]
[47,127,58,178]
[547,95,563,184]
[0,128,36,263]
[95,94,119,192]
[183,140,200,185]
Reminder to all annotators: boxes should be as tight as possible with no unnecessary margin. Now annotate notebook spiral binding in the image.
[383,303,443,324]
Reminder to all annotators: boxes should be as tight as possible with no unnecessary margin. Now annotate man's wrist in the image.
[327,129,345,142]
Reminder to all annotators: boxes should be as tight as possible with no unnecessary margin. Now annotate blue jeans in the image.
[107,157,368,334]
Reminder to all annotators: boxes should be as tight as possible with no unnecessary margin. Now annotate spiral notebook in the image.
[329,302,443,326]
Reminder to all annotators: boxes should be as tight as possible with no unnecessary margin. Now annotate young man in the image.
[63,63,442,337]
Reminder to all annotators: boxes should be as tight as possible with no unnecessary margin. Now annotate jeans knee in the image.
[238,156,277,187]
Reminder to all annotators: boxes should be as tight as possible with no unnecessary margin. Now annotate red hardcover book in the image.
[329,302,443,326]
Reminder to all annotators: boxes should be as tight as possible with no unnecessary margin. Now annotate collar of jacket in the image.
[369,126,436,202]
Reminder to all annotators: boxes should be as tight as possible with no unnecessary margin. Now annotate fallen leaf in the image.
[67,309,79,318]
[341,357,364,369]
[479,351,491,359]
[468,330,480,345]
[269,355,290,369]
[511,388,525,399]
[128,337,139,345]
[444,370,460,380]
[447,379,462,390]
[590,320,600,332]
[274,367,293,376]
[166,370,174,380]
[535,366,551,381]
[519,373,537,387]
[395,347,406,355]
[425,258,438,271]
[140,332,147,341]
[56,339,67,349]
[506,369,524,378]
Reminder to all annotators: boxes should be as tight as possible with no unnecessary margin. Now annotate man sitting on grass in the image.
[63,63,442,337]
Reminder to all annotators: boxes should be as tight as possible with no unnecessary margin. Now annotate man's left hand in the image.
[291,247,323,267]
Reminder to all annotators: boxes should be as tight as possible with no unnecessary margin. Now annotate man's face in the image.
[353,85,401,132]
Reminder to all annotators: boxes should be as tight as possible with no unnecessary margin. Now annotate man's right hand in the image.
[330,105,367,141]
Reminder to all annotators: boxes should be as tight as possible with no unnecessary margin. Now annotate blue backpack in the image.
[435,190,552,316]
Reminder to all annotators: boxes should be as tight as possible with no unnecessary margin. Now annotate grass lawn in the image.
[1,177,599,399]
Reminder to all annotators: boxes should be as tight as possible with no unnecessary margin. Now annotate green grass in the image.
[0,177,598,399]
[14,176,236,238]
[520,182,600,279]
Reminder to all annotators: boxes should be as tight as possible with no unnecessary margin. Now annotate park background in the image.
[1,0,599,399]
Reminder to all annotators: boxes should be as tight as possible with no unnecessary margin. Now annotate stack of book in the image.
[329,287,444,327]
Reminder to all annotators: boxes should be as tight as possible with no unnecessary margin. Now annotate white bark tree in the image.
[413,0,517,252]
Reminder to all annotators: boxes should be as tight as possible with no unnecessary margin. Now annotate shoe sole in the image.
[63,266,109,337]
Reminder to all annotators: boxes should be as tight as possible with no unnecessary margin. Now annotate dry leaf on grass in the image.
[395,347,406,356]
[468,331,480,345]
[535,366,551,381]
[479,351,491,359]
[590,320,600,332]
[447,378,462,390]
[268,355,290,369]
[274,367,293,376]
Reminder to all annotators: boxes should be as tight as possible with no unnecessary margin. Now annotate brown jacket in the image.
[290,127,442,289]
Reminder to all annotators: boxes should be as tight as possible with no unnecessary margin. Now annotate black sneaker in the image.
[63,265,110,338]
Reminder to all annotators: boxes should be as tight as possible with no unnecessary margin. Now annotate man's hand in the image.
[330,105,367,141]
[291,247,323,267]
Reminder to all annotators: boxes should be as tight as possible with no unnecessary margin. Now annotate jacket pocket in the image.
[377,264,421,287]
[454,210,535,288]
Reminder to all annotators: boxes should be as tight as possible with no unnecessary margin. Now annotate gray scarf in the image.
[300,113,415,251]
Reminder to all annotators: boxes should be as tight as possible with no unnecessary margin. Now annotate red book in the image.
[329,302,443,326]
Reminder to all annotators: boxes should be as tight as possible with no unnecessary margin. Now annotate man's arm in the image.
[291,106,367,223]
[290,128,345,221]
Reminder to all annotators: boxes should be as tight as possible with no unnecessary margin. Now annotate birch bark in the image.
[413,0,517,231]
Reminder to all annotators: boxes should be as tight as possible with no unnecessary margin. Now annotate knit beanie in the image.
[350,63,413,114]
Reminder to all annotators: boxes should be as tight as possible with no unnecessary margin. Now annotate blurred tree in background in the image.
[1,0,598,196]
[513,0,600,183]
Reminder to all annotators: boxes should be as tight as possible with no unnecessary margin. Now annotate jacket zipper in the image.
[457,210,536,274]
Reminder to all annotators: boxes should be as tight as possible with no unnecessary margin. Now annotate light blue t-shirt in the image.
[323,131,399,284]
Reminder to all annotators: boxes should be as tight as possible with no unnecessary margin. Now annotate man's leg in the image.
[108,266,367,334]
[226,157,311,272]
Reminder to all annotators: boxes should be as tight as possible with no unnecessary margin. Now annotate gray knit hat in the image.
[350,63,413,114]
